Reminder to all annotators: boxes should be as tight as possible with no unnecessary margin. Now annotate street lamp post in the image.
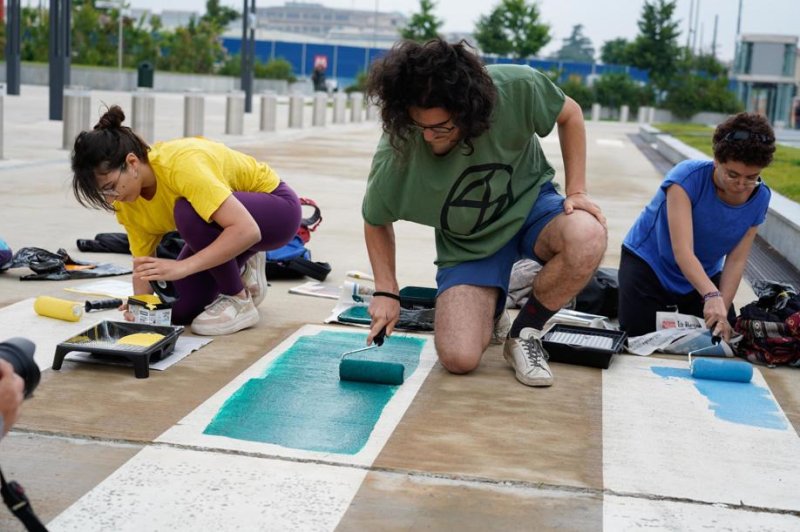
[97,0,126,71]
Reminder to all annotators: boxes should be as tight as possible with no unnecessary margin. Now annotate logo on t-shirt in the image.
[440,163,514,235]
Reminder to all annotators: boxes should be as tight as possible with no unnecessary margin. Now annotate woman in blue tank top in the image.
[619,112,776,340]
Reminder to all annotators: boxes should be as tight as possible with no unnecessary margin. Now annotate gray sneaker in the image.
[241,253,267,307]
[491,310,512,345]
[191,294,260,336]
[503,327,554,387]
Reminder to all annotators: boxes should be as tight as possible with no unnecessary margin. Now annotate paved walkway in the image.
[0,86,798,531]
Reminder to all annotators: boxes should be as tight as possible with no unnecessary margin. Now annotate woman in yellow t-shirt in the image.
[70,106,301,335]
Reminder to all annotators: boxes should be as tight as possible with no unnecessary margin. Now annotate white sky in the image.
[31,0,800,61]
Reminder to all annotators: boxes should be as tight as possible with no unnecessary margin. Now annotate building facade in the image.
[732,33,798,126]
[255,2,406,45]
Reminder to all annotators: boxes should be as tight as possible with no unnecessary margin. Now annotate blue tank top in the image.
[623,159,771,294]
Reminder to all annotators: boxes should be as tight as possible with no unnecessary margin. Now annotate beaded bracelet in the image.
[702,290,721,302]
[373,291,401,301]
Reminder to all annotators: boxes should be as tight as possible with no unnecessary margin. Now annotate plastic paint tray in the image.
[399,286,437,309]
[52,320,184,378]
[542,324,627,369]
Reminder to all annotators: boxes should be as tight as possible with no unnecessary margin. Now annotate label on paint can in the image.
[128,294,173,326]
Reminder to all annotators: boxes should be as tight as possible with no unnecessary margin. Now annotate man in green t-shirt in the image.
[361,39,607,387]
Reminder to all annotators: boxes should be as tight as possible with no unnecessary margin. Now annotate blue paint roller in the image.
[688,331,753,383]
[339,327,405,385]
[690,358,753,383]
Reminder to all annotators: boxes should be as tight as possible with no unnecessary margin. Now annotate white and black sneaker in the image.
[503,327,554,387]
[490,310,512,345]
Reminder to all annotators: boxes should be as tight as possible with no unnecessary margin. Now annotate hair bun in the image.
[94,105,126,130]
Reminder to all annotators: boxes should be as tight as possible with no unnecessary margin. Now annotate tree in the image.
[628,0,681,91]
[474,0,551,59]
[201,0,238,30]
[600,38,633,65]
[399,0,442,42]
[553,24,594,63]
[593,72,653,112]
[559,75,594,109]
[662,49,741,118]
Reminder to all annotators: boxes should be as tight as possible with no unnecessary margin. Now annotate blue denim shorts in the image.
[435,181,565,317]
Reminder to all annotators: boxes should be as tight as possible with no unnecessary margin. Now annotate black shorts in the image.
[617,246,735,337]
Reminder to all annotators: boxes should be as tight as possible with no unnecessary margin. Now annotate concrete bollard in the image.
[637,106,648,124]
[349,92,364,123]
[332,93,347,124]
[225,91,245,135]
[620,105,630,123]
[365,101,379,121]
[62,87,91,150]
[131,89,155,143]
[591,103,601,122]
[260,92,277,132]
[183,91,205,138]
[288,94,304,128]
[647,107,656,124]
[312,92,327,127]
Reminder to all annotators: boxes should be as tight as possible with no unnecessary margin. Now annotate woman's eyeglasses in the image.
[99,167,125,198]
[722,130,774,144]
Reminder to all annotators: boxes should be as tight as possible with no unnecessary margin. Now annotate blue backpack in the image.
[265,198,331,281]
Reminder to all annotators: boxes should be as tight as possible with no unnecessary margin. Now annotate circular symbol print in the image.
[440,163,514,234]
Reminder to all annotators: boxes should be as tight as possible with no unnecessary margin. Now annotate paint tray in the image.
[52,320,184,378]
[399,286,437,309]
[541,324,626,369]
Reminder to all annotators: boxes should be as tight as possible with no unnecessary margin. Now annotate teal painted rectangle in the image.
[203,330,425,454]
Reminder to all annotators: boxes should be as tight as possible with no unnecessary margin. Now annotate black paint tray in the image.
[52,320,184,378]
[542,324,626,369]
[399,286,437,309]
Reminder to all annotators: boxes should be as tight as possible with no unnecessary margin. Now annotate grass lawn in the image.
[655,122,800,202]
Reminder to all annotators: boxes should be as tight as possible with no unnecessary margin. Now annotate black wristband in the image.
[373,291,401,301]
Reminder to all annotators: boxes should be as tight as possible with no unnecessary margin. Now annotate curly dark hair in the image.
[712,112,776,168]
[366,38,496,155]
[71,105,150,212]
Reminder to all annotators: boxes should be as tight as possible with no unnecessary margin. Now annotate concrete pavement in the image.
[0,85,799,531]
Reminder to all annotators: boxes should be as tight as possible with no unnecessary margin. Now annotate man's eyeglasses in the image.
[410,122,457,136]
[100,166,125,198]
[722,130,773,144]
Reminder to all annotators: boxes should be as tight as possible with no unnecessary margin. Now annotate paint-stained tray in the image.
[52,320,184,378]
[542,324,626,369]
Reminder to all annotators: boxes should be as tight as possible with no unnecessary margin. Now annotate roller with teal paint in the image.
[339,327,405,385]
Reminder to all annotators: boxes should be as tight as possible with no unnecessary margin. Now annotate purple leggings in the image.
[171,181,301,324]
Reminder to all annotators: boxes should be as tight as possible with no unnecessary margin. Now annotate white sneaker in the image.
[191,293,260,336]
[503,327,554,387]
[241,253,267,307]
[491,310,512,345]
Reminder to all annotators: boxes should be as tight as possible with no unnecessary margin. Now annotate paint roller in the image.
[339,327,405,385]
[688,331,753,383]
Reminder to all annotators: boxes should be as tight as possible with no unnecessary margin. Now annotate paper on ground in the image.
[64,279,132,299]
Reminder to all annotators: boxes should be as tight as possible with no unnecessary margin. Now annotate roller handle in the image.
[85,298,124,312]
[374,326,387,347]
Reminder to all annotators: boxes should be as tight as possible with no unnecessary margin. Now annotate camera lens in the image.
[0,337,40,398]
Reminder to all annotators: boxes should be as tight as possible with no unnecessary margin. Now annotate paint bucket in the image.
[127,294,172,326]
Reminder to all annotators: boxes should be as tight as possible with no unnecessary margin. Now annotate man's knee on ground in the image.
[435,343,483,374]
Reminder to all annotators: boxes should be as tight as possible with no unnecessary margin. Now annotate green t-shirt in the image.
[362,64,565,268]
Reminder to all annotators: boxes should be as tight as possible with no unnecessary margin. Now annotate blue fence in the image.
[222,37,650,89]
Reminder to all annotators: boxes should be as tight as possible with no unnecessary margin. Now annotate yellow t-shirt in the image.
[115,137,281,257]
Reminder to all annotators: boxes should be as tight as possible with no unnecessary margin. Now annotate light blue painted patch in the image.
[651,366,788,431]
[204,330,425,454]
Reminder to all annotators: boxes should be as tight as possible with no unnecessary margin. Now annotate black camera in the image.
[0,337,40,398]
